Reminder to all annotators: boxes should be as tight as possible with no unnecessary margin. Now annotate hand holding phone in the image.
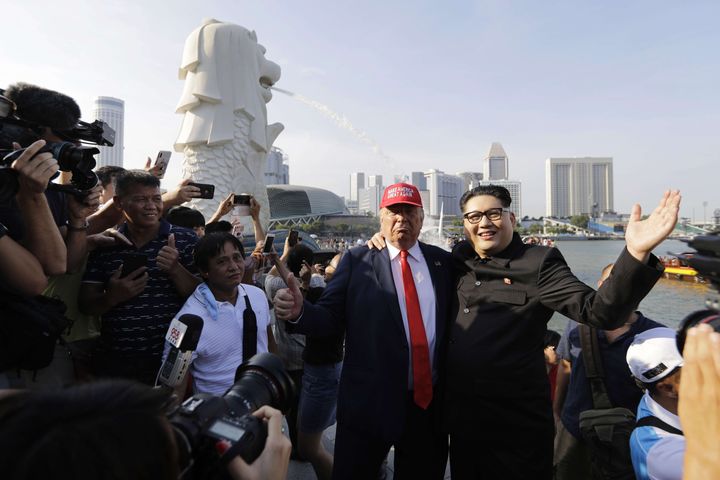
[288,230,299,247]
[262,234,276,255]
[187,182,215,199]
[153,151,172,179]
[120,253,148,278]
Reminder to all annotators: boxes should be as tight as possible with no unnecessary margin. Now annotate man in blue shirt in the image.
[627,327,685,480]
[80,170,200,385]
[553,263,665,480]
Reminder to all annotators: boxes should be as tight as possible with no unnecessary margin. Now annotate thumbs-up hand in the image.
[157,233,180,274]
[273,273,303,321]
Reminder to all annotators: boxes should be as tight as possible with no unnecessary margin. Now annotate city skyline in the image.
[3,1,718,219]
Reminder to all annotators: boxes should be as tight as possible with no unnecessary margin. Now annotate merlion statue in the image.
[175,18,283,230]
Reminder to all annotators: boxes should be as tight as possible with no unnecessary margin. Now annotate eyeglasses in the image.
[463,208,507,224]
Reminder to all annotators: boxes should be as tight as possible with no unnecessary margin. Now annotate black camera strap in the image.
[240,286,257,362]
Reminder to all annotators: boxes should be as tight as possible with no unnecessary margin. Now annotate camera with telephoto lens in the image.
[0,90,114,203]
[675,232,720,351]
[167,352,295,479]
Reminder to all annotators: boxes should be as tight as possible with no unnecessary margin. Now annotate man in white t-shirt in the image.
[163,232,274,395]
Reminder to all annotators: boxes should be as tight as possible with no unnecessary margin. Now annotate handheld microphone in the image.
[158,314,204,388]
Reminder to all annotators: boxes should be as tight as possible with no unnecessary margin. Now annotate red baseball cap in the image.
[380,183,423,209]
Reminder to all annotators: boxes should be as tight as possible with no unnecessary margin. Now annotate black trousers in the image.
[332,392,448,480]
[449,425,554,480]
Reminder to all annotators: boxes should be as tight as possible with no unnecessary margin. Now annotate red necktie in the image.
[399,250,433,409]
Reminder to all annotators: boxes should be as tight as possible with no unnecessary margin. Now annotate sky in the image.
[3,0,719,219]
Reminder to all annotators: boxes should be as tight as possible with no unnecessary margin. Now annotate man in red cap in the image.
[273,183,452,479]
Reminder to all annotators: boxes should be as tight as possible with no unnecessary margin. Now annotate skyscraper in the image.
[349,172,365,202]
[475,179,523,219]
[410,171,427,191]
[367,175,383,188]
[424,169,464,216]
[92,96,124,168]
[483,142,509,181]
[545,157,614,217]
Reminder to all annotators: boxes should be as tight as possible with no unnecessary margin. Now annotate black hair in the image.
[95,166,126,188]
[114,170,161,198]
[166,206,206,229]
[4,82,81,131]
[287,244,314,276]
[459,184,512,211]
[194,232,245,272]
[0,380,178,480]
[205,220,233,234]
[543,330,561,349]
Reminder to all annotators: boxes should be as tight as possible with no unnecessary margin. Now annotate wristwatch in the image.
[66,220,89,232]
[0,222,7,240]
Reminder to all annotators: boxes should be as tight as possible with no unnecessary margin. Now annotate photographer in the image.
[0,380,291,480]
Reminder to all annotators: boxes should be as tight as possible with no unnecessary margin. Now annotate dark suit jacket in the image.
[290,242,452,442]
[444,233,664,433]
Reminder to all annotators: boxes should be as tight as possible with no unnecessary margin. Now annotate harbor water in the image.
[547,239,712,332]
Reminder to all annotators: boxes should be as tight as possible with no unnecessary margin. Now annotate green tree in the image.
[570,215,589,229]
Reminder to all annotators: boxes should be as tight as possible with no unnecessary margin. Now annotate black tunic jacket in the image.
[443,233,663,432]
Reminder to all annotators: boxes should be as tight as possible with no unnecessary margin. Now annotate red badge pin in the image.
[503,278,512,285]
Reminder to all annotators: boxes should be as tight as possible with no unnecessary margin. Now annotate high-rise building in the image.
[483,142,509,181]
[358,184,383,216]
[367,175,383,188]
[457,171,484,191]
[92,96,124,168]
[424,169,464,216]
[475,179,523,219]
[545,157,613,217]
[349,172,365,202]
[264,147,289,184]
[410,171,427,191]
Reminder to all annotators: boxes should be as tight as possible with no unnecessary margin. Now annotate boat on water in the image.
[660,254,706,283]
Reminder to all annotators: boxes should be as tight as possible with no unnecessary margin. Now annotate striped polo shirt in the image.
[83,220,198,360]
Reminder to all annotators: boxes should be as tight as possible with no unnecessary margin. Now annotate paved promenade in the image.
[286,423,451,479]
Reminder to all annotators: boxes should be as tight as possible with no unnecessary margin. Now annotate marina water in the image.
[547,239,710,332]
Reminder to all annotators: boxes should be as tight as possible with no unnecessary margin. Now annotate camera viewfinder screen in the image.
[209,419,246,441]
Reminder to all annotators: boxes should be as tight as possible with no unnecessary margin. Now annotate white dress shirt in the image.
[386,241,437,387]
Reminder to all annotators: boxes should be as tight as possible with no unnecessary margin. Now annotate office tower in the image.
[358,184,383,216]
[545,157,613,217]
[424,169,464,216]
[264,147,289,184]
[475,179,523,219]
[410,171,427,191]
[349,172,365,202]
[367,175,383,188]
[457,172,484,191]
[92,96,124,168]
[483,142,509,181]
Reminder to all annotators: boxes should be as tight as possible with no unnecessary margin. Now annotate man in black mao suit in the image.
[445,185,681,479]
[274,183,451,480]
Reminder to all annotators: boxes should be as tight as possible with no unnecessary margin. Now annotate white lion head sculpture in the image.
[174,18,284,229]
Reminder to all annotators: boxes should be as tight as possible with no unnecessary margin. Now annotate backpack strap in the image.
[579,324,613,410]
[635,415,683,436]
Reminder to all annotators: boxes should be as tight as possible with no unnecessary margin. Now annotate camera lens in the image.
[225,352,295,416]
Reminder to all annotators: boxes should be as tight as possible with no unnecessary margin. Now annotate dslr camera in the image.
[0,85,114,202]
[168,352,295,479]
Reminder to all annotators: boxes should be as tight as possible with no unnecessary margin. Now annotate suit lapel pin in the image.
[434,261,442,266]
[503,277,512,285]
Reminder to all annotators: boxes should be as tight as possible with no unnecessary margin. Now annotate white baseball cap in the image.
[626,327,684,383]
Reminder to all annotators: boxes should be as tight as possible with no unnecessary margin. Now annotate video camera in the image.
[676,232,720,350]
[0,89,115,202]
[167,352,295,479]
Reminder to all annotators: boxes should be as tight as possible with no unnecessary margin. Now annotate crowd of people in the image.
[2,82,720,480]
